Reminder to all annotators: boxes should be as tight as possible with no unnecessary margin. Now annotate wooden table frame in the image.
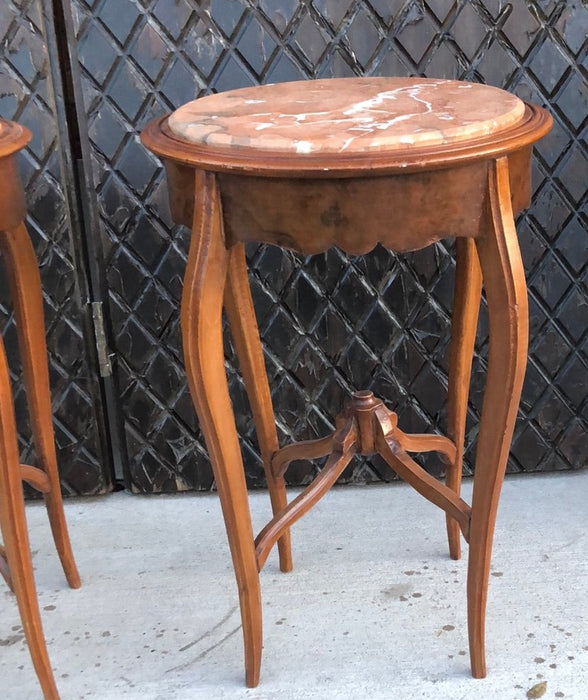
[0,120,80,700]
[142,97,551,687]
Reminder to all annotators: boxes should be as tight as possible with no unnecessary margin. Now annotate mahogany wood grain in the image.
[20,465,51,494]
[255,423,356,572]
[0,333,60,700]
[180,170,262,687]
[154,146,537,257]
[219,165,488,255]
[0,121,29,232]
[271,434,335,479]
[446,238,482,560]
[256,391,471,571]
[391,430,456,463]
[140,78,552,688]
[468,157,529,678]
[224,242,292,573]
[374,433,471,541]
[0,156,26,230]
[0,222,81,589]
[0,120,81,700]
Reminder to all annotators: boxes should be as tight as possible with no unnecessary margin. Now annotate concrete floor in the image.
[1,471,587,700]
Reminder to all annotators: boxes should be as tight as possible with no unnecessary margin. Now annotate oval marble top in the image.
[168,78,526,155]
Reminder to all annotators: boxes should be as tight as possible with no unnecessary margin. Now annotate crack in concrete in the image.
[165,604,240,673]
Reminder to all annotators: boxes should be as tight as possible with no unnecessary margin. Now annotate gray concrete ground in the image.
[1,471,587,700]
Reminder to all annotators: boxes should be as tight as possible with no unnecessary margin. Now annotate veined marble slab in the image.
[168,78,526,155]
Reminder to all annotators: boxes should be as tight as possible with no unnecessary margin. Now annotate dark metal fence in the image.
[1,1,586,494]
[1,0,111,494]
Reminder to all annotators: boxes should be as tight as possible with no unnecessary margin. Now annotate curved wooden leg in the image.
[224,243,293,573]
[0,335,60,699]
[0,223,80,589]
[181,171,262,687]
[468,157,528,678]
[446,237,482,560]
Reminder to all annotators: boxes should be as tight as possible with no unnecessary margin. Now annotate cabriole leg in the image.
[446,237,482,560]
[224,243,292,572]
[0,334,60,699]
[181,170,262,687]
[0,223,80,589]
[468,157,529,678]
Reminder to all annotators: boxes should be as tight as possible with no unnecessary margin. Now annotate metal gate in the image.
[1,0,112,494]
[1,1,587,494]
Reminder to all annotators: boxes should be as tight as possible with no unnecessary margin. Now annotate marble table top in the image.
[168,78,526,155]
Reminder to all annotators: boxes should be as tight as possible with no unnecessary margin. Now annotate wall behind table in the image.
[0,0,112,495]
[4,1,586,493]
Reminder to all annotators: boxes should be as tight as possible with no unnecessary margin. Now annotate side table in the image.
[0,119,81,700]
[141,77,552,687]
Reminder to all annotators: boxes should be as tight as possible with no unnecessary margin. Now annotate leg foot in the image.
[0,335,60,699]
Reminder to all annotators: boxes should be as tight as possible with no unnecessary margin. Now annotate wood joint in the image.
[20,465,51,494]
[258,390,469,569]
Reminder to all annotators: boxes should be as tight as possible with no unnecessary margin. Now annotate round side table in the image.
[0,119,81,700]
[141,77,552,687]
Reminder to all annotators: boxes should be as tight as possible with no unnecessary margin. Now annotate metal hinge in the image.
[90,301,112,378]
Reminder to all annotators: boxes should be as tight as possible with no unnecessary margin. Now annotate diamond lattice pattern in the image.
[71,0,587,491]
[0,0,111,494]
